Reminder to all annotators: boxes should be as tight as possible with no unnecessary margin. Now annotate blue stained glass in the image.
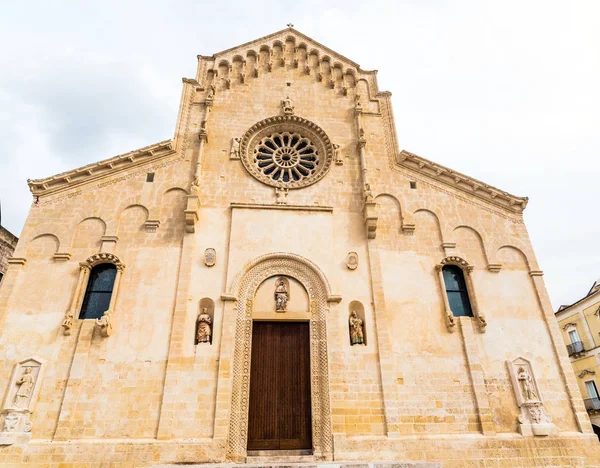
[442,265,473,317]
[79,264,116,319]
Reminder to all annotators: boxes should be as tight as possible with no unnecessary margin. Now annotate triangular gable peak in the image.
[194,27,379,98]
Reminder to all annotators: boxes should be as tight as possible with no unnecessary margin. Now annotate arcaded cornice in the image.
[205,26,367,72]
[27,140,175,197]
[396,149,528,213]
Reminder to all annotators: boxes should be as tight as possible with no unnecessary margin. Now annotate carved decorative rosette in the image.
[239,115,334,189]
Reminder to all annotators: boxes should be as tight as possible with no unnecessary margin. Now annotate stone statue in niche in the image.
[507,357,556,436]
[229,137,241,159]
[12,368,34,409]
[349,310,365,345]
[206,85,215,100]
[196,308,212,344]
[275,278,289,312]
[281,96,294,115]
[518,366,538,401]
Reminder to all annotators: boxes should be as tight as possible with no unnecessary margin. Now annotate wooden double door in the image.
[247,321,312,450]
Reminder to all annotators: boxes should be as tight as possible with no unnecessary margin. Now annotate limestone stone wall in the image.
[0,28,599,467]
[0,226,18,284]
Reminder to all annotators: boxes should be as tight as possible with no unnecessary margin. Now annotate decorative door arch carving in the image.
[225,253,337,460]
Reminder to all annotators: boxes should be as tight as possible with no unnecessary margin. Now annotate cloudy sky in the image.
[1,1,598,309]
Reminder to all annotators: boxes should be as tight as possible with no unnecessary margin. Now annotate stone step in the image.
[151,461,441,468]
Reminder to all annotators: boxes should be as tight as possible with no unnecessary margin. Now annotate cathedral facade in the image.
[0,28,598,466]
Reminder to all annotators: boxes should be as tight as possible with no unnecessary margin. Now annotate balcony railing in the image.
[584,397,600,412]
[566,341,585,356]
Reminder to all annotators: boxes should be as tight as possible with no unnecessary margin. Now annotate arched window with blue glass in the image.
[442,265,473,317]
[436,256,486,332]
[61,253,125,336]
[79,263,117,319]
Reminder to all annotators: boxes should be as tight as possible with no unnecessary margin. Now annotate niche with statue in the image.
[195,297,215,345]
[348,300,367,346]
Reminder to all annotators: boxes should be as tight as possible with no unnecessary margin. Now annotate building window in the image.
[442,265,473,317]
[568,329,581,344]
[586,380,599,399]
[79,263,117,320]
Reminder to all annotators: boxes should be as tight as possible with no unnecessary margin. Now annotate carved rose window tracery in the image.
[255,132,319,183]
[239,115,334,189]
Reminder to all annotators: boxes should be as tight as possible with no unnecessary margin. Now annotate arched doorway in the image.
[224,253,338,461]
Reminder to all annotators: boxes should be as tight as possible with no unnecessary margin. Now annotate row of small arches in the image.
[22,188,189,259]
[208,37,360,91]
[374,193,536,271]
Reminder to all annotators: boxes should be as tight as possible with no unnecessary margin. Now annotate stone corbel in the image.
[144,219,160,233]
[53,252,71,262]
[185,195,200,233]
[363,201,378,239]
[436,256,486,333]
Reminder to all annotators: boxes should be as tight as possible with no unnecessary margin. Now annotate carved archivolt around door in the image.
[225,253,337,460]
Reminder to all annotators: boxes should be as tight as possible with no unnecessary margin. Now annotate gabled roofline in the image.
[199,26,369,72]
[395,149,528,213]
[28,140,175,197]
[555,285,600,315]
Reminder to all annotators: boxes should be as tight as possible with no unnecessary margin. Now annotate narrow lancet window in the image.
[79,263,117,319]
[442,265,473,317]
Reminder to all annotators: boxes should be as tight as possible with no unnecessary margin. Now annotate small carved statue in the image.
[354,94,363,110]
[206,85,215,100]
[281,95,294,115]
[230,137,241,159]
[196,308,212,344]
[333,144,343,165]
[349,310,365,345]
[518,367,538,401]
[13,368,34,408]
[3,412,19,433]
[275,187,288,205]
[363,183,374,203]
[275,278,289,312]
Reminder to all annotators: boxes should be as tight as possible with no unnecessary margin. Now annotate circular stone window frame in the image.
[239,115,334,189]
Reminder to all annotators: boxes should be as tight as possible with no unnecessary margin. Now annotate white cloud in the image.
[0,0,598,308]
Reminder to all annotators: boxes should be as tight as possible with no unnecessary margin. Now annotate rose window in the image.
[254,133,319,183]
[239,115,334,189]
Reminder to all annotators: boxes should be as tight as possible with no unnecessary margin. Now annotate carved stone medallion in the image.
[205,248,216,267]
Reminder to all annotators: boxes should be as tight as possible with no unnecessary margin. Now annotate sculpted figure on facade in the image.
[196,308,212,344]
[13,368,34,409]
[95,313,113,337]
[349,310,365,345]
[275,278,289,312]
[281,95,294,115]
[229,137,241,159]
[518,366,538,401]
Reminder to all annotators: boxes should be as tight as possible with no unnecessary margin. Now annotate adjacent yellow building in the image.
[556,280,600,435]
